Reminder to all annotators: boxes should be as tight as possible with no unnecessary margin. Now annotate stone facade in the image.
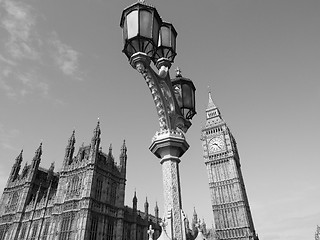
[315,225,320,240]
[201,92,259,240]
[0,122,161,240]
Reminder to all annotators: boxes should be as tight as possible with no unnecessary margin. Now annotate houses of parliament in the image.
[0,122,163,240]
[0,93,259,240]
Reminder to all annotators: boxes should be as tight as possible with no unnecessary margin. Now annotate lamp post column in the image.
[150,130,189,240]
[120,3,196,240]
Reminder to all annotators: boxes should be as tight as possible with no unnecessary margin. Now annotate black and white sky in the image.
[0,0,319,239]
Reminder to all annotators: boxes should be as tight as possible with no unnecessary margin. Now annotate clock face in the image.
[208,136,225,153]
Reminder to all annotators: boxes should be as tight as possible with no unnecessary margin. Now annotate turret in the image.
[191,207,198,237]
[91,120,101,151]
[154,201,159,220]
[193,207,198,222]
[64,130,75,165]
[119,140,127,175]
[200,219,207,235]
[89,120,101,162]
[144,197,149,219]
[133,190,137,212]
[47,162,55,182]
[10,150,23,181]
[108,144,113,158]
[31,143,42,169]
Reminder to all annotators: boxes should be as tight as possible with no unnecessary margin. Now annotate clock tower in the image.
[201,92,259,240]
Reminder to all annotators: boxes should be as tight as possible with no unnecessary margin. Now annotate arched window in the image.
[59,213,74,240]
[110,182,117,205]
[95,177,103,201]
[89,215,98,240]
[8,192,19,211]
[30,222,39,240]
[106,218,114,240]
[19,224,27,239]
[0,225,7,240]
[67,175,81,199]
[71,176,79,193]
[42,221,51,240]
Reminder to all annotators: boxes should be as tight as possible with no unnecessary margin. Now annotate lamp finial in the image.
[176,67,182,77]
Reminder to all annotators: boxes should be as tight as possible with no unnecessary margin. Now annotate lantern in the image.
[154,22,177,64]
[120,2,162,60]
[171,69,196,120]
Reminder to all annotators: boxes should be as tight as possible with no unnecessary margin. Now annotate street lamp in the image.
[120,2,196,240]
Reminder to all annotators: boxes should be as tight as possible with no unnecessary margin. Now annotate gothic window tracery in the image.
[95,177,103,201]
[110,182,117,205]
[5,191,19,212]
[42,221,51,240]
[30,222,39,240]
[59,213,74,240]
[20,224,27,239]
[0,225,7,240]
[106,218,114,240]
[66,175,81,199]
[89,215,98,240]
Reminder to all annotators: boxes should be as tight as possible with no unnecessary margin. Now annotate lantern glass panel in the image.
[173,85,183,108]
[183,84,193,108]
[127,10,139,39]
[139,10,152,38]
[171,29,176,52]
[153,17,160,45]
[159,26,171,47]
[123,18,128,43]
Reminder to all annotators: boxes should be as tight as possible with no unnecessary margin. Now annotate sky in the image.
[0,0,319,239]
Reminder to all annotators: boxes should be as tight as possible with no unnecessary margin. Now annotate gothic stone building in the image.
[201,92,259,240]
[0,122,161,240]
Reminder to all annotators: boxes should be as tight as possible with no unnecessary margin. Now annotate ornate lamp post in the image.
[120,2,196,240]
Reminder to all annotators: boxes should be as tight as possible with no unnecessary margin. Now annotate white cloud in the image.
[50,32,81,79]
[0,0,82,100]
[0,65,49,98]
[1,0,40,60]
[0,54,16,66]
[16,71,49,96]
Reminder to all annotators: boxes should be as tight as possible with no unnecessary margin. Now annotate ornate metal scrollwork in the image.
[132,54,190,133]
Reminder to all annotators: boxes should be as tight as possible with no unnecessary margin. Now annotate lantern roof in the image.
[162,21,178,37]
[120,1,161,27]
[171,68,195,90]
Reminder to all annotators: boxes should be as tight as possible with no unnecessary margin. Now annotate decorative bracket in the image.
[130,53,191,133]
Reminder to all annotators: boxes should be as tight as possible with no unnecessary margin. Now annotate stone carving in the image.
[147,225,154,240]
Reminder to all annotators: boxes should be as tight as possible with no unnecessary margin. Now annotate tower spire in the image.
[133,190,137,211]
[120,140,127,175]
[10,149,23,181]
[120,139,127,154]
[109,144,113,155]
[90,120,101,160]
[154,201,159,220]
[207,90,217,110]
[144,197,149,220]
[64,130,76,165]
[31,142,42,169]
[92,120,101,140]
[205,88,223,123]
[15,149,23,165]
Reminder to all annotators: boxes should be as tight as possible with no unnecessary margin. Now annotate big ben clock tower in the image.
[201,91,259,240]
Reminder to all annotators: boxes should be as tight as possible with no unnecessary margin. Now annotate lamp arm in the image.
[134,59,191,133]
